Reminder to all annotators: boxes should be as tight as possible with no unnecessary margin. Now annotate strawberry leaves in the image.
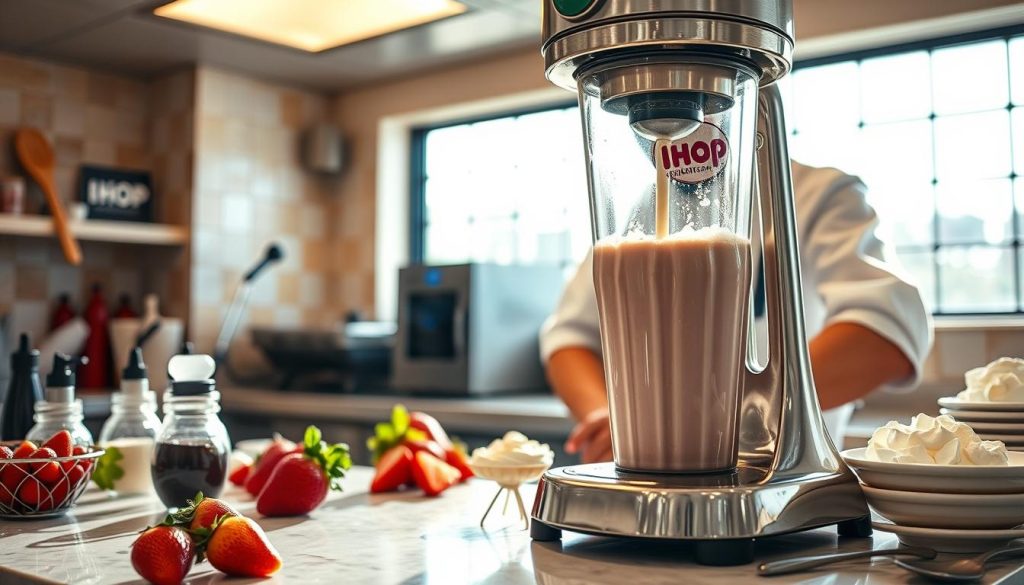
[366,405,426,464]
[302,426,351,492]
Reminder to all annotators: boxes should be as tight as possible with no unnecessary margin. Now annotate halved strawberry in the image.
[30,447,61,484]
[411,451,461,497]
[444,448,474,483]
[229,463,251,487]
[403,438,446,461]
[370,446,413,493]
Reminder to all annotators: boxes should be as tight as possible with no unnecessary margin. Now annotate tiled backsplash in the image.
[189,67,356,359]
[0,54,191,346]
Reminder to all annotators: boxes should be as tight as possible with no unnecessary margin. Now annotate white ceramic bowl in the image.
[861,485,1024,529]
[939,407,1024,422]
[938,397,1024,412]
[468,460,552,487]
[841,448,1024,494]
[872,522,1024,553]
[954,421,1024,434]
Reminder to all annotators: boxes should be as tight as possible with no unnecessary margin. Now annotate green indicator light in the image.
[554,0,594,17]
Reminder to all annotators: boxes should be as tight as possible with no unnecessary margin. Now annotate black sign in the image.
[78,166,153,222]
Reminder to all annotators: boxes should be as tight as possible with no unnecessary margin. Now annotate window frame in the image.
[409,24,1024,316]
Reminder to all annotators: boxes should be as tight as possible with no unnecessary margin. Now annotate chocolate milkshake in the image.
[593,228,752,472]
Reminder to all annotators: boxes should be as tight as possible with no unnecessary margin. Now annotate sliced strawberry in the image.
[411,450,461,497]
[229,463,251,487]
[30,447,61,485]
[444,449,474,483]
[403,438,446,461]
[370,446,413,493]
[409,412,454,451]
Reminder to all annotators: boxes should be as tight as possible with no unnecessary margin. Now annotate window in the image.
[411,25,1024,315]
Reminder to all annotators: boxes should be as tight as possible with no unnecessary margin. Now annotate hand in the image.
[564,407,613,463]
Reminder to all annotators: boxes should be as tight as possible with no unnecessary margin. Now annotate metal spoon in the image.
[895,540,1024,582]
[757,546,936,576]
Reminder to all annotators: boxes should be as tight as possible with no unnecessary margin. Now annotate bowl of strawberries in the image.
[0,430,104,519]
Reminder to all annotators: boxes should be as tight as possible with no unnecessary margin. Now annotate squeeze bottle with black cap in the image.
[98,348,161,495]
[1,334,43,441]
[151,354,230,508]
[26,353,93,447]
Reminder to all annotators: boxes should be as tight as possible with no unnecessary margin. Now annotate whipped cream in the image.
[865,413,1008,466]
[471,431,553,466]
[957,357,1024,402]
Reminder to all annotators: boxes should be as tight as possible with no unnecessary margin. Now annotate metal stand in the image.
[481,484,529,530]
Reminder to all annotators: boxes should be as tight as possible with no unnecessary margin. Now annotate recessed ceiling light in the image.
[154,0,468,53]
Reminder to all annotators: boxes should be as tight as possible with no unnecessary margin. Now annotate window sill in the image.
[933,315,1024,332]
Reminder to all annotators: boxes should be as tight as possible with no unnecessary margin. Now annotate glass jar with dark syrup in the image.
[151,354,230,509]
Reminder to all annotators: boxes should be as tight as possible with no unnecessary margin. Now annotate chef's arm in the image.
[810,321,914,411]
[547,347,607,421]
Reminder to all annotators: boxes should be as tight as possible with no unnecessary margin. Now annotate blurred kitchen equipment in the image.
[14,128,82,265]
[114,294,138,319]
[38,317,89,379]
[391,264,562,395]
[530,0,870,566]
[895,540,1024,582]
[0,334,43,441]
[1,176,25,214]
[214,243,284,374]
[110,295,183,391]
[302,124,344,174]
[0,311,9,398]
[757,546,936,576]
[251,320,394,390]
[49,294,76,332]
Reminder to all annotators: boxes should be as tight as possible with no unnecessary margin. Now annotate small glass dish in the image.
[0,442,104,519]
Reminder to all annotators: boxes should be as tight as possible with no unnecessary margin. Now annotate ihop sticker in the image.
[657,123,729,184]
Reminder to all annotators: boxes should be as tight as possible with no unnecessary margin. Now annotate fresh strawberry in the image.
[409,411,454,451]
[130,525,195,585]
[245,438,298,496]
[205,516,282,577]
[0,446,12,459]
[189,495,238,531]
[43,431,75,472]
[444,448,474,483]
[29,447,61,484]
[0,445,16,508]
[1,441,36,496]
[48,463,85,510]
[371,446,413,493]
[403,438,446,461]
[17,477,46,507]
[228,463,251,487]
[411,450,461,497]
[256,426,351,517]
[72,445,94,473]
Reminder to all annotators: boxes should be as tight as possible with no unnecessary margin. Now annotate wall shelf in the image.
[0,214,188,246]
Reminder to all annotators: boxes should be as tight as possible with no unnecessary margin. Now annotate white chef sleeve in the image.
[539,250,603,363]
[798,169,933,390]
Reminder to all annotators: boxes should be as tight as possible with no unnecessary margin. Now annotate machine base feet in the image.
[693,538,755,566]
[530,519,563,542]
[837,515,873,538]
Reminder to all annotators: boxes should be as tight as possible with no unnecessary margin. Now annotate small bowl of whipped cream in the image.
[469,431,554,487]
[938,357,1024,410]
[841,413,1024,494]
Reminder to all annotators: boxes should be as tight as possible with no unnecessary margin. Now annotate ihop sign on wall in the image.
[656,122,729,184]
[77,166,153,222]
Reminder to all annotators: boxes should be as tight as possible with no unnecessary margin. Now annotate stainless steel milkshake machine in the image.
[531,0,871,565]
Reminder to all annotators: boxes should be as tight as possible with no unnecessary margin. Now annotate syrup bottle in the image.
[26,353,93,447]
[98,348,161,495]
[152,354,230,509]
[0,334,43,441]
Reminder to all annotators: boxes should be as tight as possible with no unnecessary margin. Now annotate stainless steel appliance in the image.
[392,264,563,395]
[530,0,870,565]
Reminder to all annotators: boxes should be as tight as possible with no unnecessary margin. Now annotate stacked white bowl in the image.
[939,398,1024,451]
[841,412,1024,553]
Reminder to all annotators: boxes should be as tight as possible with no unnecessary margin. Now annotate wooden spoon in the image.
[14,128,82,265]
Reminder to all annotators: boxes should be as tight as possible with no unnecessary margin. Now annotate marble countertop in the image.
[2,467,1023,585]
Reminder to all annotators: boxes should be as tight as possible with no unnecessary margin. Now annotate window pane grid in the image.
[413,28,1024,315]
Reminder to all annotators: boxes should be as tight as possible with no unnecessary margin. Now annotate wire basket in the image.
[0,442,104,519]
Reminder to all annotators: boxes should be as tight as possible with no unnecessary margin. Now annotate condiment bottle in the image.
[0,334,44,441]
[98,348,161,495]
[79,284,111,389]
[114,294,138,319]
[26,353,93,447]
[49,294,76,331]
[152,354,230,509]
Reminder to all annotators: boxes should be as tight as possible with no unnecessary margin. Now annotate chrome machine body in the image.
[531,0,870,565]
